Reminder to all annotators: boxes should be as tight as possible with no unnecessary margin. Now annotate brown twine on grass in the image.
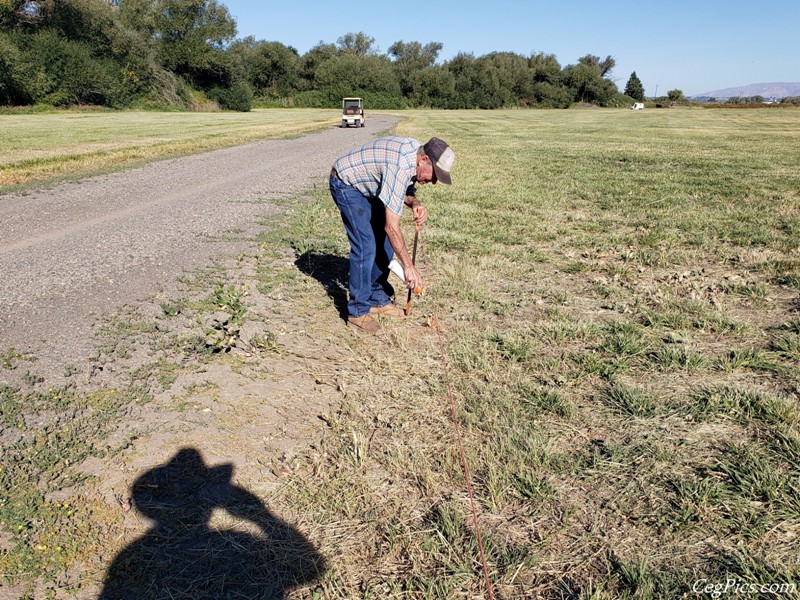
[428,296,496,600]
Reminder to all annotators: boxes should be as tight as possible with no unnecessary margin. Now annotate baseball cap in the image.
[423,137,455,185]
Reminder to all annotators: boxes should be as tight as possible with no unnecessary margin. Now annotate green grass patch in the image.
[688,386,798,426]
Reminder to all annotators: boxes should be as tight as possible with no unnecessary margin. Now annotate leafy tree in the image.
[336,31,376,56]
[1,0,159,106]
[0,32,28,103]
[562,54,618,105]
[297,41,335,90]
[726,95,763,104]
[0,0,16,29]
[578,54,615,77]
[229,36,299,96]
[624,71,644,101]
[446,51,540,108]
[388,40,442,67]
[118,0,157,34]
[2,9,636,112]
[525,52,570,107]
[445,51,479,108]
[408,65,454,107]
[531,82,572,108]
[46,0,112,47]
[667,88,684,102]
[528,51,561,84]
[207,80,252,110]
[152,0,237,88]
[476,52,532,107]
[313,52,400,103]
[388,39,442,96]
[14,28,122,105]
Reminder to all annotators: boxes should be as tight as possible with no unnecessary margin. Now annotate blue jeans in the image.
[329,175,395,318]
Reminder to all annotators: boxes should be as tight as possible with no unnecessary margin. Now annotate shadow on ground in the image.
[294,251,349,321]
[99,448,325,600]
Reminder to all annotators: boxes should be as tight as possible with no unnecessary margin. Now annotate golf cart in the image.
[341,97,365,128]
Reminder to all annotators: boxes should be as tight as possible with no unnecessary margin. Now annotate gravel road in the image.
[0,114,399,383]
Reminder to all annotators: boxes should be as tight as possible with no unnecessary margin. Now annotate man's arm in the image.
[385,207,422,290]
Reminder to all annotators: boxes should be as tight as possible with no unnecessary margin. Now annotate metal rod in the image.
[404,224,420,315]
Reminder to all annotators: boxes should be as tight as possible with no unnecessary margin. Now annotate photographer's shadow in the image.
[99,447,325,600]
[294,251,349,320]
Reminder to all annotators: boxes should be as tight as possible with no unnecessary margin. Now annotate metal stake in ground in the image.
[404,222,421,316]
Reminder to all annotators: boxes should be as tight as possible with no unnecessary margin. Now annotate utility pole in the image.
[654,84,659,100]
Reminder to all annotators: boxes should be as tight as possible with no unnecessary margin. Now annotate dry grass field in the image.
[269,108,800,597]
[1,107,799,598]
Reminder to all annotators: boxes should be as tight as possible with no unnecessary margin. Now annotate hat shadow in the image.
[99,447,325,600]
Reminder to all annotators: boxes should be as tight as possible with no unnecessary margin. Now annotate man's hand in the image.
[413,204,428,226]
[404,195,428,226]
[404,264,422,292]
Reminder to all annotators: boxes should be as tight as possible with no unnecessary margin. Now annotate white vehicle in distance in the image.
[341,97,365,127]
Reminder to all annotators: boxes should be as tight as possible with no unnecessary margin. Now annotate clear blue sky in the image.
[221,0,799,97]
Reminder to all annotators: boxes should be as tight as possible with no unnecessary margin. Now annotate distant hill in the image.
[693,82,800,100]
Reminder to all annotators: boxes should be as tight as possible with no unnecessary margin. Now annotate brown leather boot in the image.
[369,303,406,318]
[348,313,381,334]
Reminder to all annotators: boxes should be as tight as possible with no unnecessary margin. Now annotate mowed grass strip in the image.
[0,108,335,190]
[257,108,800,597]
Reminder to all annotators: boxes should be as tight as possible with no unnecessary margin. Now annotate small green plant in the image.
[688,386,798,426]
[715,443,786,505]
[513,471,556,502]
[533,319,597,344]
[487,330,537,362]
[562,262,588,274]
[649,344,707,371]
[1,347,30,369]
[757,259,800,289]
[721,280,768,298]
[520,385,574,418]
[21,371,44,386]
[600,321,651,358]
[201,317,240,353]
[769,321,800,361]
[600,382,656,417]
[574,351,628,379]
[207,283,246,322]
[0,384,23,426]
[667,475,724,528]
[160,299,186,317]
[713,348,782,373]
[250,331,281,353]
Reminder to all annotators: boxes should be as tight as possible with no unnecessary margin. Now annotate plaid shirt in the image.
[332,136,420,215]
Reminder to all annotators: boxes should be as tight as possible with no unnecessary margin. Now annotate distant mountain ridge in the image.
[693,82,800,99]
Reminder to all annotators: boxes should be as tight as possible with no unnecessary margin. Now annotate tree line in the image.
[1,0,636,111]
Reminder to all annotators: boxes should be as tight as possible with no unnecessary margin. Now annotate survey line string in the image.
[428,295,496,600]
[403,220,494,598]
